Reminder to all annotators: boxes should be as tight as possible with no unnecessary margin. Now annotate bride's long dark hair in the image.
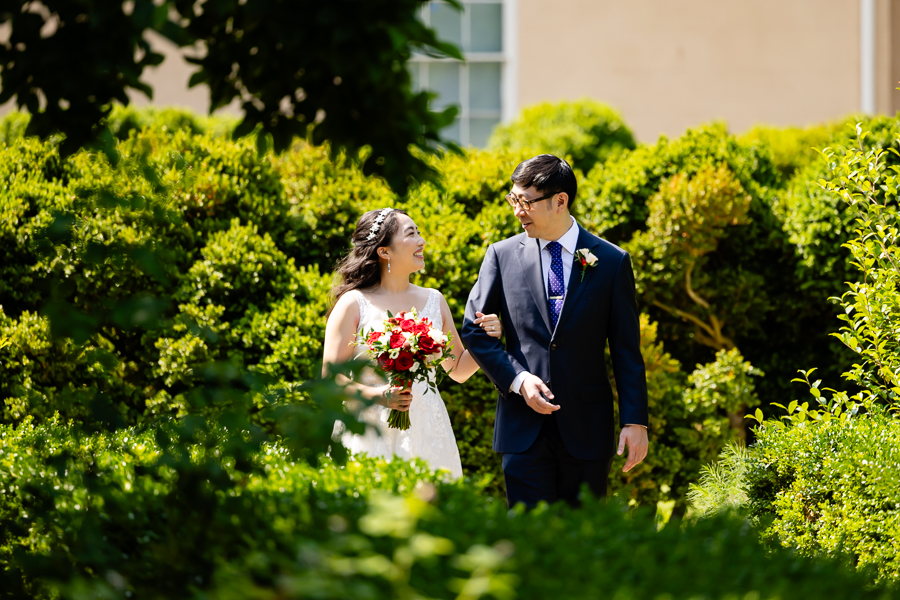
[328,208,409,316]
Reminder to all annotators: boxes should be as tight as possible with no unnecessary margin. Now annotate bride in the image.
[323,207,502,479]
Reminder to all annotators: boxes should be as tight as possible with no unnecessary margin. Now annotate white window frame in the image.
[411,0,516,147]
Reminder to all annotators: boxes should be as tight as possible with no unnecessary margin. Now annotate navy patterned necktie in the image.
[547,241,564,329]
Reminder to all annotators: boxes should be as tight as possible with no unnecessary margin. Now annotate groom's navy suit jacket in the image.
[462,225,649,461]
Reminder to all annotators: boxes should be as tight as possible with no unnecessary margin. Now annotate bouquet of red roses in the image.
[355,308,453,430]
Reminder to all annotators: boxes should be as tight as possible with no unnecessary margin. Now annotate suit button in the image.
[550,343,557,350]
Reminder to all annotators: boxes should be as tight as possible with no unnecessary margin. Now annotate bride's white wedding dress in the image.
[336,289,463,479]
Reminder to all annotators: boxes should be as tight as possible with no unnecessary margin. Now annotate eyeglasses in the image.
[505,191,557,211]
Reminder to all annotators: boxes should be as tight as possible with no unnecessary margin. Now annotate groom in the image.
[461,154,649,508]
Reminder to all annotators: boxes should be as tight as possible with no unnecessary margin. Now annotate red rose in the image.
[367,331,382,345]
[418,335,435,352]
[389,331,406,349]
[395,351,415,371]
[399,318,416,332]
[377,353,394,371]
[413,321,429,334]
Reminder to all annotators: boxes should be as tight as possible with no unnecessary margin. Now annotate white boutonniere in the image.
[574,248,598,282]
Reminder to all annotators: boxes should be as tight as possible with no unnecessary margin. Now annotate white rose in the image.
[371,322,386,333]
[585,251,598,266]
[379,331,391,345]
[428,327,443,342]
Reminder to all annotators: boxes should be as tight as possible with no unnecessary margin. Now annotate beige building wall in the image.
[516,0,888,142]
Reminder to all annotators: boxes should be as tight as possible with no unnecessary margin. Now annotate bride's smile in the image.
[383,214,426,275]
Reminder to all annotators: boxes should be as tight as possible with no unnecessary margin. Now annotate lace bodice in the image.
[336,288,462,480]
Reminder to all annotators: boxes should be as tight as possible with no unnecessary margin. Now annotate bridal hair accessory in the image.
[366,207,394,241]
[574,248,598,282]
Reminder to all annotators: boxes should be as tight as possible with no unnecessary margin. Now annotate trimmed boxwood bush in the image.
[738,122,839,181]
[488,99,636,173]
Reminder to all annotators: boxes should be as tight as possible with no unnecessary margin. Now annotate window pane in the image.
[430,62,461,109]
[431,2,461,48]
[409,63,421,93]
[469,117,500,148]
[470,4,502,52]
[442,118,462,145]
[469,63,501,111]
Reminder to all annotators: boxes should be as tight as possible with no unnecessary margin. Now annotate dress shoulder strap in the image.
[353,290,371,331]
[421,288,443,325]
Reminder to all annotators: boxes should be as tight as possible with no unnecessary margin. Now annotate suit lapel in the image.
[553,226,600,335]
[517,237,553,334]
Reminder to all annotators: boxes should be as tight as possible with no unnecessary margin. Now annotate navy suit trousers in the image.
[502,416,614,509]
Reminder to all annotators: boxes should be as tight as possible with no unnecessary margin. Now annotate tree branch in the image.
[683,261,710,309]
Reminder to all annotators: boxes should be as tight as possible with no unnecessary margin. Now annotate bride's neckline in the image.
[357,288,435,316]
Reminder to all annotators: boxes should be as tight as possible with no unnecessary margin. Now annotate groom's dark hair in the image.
[510,154,577,209]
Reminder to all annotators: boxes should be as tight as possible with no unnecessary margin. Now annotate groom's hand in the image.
[618,425,649,472]
[520,374,560,414]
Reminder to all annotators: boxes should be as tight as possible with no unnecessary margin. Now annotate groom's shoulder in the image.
[489,232,529,254]
[583,227,629,259]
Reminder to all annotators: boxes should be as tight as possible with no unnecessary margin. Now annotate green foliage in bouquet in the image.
[488,99,636,174]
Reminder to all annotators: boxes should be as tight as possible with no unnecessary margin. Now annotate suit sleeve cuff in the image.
[624,423,648,429]
[510,371,530,395]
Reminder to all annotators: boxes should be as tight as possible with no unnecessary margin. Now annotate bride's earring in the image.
[388,259,391,274]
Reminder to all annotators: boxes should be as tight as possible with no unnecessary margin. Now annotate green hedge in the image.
[0,419,892,599]
[748,409,900,584]
[488,99,636,173]
[689,120,900,585]
[0,131,335,423]
[0,109,868,512]
[738,122,840,180]
[576,121,860,414]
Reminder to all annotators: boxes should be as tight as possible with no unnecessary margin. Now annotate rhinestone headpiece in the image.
[366,207,394,241]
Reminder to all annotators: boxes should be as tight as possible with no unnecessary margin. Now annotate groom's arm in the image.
[462,245,526,395]
[608,253,649,428]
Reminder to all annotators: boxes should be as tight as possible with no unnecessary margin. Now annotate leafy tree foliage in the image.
[0,0,460,192]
